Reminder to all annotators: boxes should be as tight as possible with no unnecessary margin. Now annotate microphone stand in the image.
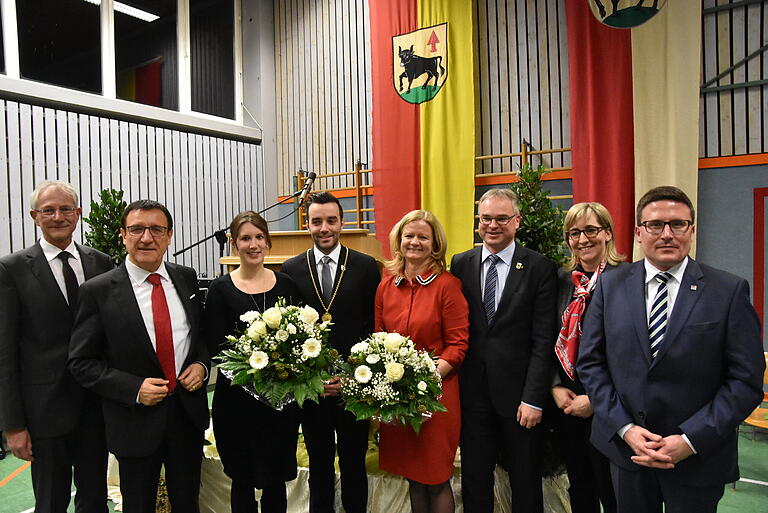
[174,176,312,276]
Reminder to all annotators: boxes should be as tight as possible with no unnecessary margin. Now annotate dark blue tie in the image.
[483,254,499,321]
[649,272,671,358]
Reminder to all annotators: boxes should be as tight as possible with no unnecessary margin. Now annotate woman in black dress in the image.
[205,211,300,513]
[551,202,626,513]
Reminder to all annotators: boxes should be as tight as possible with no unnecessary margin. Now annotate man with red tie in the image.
[69,199,210,513]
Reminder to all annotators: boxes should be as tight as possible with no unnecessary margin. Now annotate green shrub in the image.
[83,189,127,266]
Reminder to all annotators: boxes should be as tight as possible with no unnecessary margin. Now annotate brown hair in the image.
[385,210,448,276]
[229,211,272,248]
[636,186,695,225]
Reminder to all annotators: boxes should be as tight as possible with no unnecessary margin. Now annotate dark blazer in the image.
[0,242,112,438]
[68,261,210,458]
[281,246,380,356]
[577,258,765,486]
[450,244,558,417]
[554,263,626,396]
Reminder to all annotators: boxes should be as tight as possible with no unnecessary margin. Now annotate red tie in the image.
[147,273,176,393]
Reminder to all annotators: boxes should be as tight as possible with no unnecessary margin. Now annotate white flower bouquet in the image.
[215,298,338,409]
[339,332,446,433]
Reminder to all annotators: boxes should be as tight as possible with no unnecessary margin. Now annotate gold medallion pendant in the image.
[322,312,333,322]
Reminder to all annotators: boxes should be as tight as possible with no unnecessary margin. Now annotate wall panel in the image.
[0,99,263,278]
[475,0,571,173]
[274,0,372,195]
[701,0,768,157]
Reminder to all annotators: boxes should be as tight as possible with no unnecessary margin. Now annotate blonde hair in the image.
[563,202,625,271]
[30,180,79,209]
[386,210,448,276]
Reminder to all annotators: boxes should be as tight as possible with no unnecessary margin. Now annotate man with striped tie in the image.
[450,188,558,513]
[577,186,765,513]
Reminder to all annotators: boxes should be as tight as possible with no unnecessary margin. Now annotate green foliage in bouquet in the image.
[339,332,447,434]
[510,164,567,266]
[83,188,128,266]
[215,298,339,408]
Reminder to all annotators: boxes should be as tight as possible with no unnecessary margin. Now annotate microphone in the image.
[297,171,317,205]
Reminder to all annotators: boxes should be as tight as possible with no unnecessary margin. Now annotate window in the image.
[190,0,235,119]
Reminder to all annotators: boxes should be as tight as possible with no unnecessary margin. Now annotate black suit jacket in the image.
[68,261,210,458]
[450,244,558,417]
[281,245,380,357]
[577,258,765,485]
[0,242,112,438]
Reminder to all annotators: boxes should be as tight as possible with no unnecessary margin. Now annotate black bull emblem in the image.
[398,45,445,94]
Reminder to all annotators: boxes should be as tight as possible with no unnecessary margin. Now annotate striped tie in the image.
[648,272,671,358]
[483,254,499,321]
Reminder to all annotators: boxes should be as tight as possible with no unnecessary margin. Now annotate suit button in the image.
[638,411,646,419]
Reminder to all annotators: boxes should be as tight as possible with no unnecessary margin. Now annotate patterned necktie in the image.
[648,272,671,359]
[57,251,79,308]
[147,273,176,392]
[483,254,500,321]
[320,256,333,303]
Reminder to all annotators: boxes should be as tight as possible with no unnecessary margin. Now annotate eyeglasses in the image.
[639,220,693,236]
[125,225,169,237]
[34,207,78,217]
[566,226,605,240]
[479,215,517,226]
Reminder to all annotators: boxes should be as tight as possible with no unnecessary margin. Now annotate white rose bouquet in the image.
[339,331,446,433]
[215,298,338,409]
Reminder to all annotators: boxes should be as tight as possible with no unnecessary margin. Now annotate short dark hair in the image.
[304,192,343,220]
[636,186,695,225]
[229,210,272,248]
[121,200,174,230]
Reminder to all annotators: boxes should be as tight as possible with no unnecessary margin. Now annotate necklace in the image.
[236,268,269,312]
[306,247,349,322]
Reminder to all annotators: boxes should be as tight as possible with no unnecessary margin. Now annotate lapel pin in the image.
[515,262,523,270]
[189,293,196,299]
[690,284,697,291]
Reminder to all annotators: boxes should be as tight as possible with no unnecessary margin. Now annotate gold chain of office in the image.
[305,248,349,322]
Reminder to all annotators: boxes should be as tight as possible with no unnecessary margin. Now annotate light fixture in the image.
[82,0,160,23]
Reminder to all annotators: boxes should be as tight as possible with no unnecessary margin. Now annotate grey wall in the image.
[698,164,768,348]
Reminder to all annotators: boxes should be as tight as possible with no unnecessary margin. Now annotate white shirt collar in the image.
[313,243,342,264]
[643,256,688,285]
[481,240,516,266]
[40,237,79,262]
[125,257,170,285]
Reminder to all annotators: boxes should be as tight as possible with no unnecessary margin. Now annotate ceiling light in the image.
[82,0,160,22]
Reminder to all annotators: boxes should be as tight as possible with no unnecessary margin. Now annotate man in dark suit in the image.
[0,180,112,513]
[282,192,380,513]
[577,186,765,513]
[68,199,210,513]
[450,188,558,513]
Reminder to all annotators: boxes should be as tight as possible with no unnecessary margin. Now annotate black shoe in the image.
[0,448,6,460]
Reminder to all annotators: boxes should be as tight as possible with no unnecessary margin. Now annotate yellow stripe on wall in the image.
[631,2,701,259]
[418,0,476,259]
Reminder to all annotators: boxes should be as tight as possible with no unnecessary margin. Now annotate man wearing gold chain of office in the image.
[281,192,381,513]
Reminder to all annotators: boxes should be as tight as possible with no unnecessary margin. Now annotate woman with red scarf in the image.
[552,202,626,513]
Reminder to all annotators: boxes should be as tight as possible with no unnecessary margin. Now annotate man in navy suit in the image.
[578,186,765,513]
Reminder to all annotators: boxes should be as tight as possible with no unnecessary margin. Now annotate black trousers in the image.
[116,396,204,513]
[460,387,543,513]
[550,408,616,513]
[610,463,724,513]
[30,393,108,513]
[301,396,370,513]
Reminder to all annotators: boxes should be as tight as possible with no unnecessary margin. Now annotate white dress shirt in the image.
[125,258,192,379]
[40,238,85,304]
[313,244,342,296]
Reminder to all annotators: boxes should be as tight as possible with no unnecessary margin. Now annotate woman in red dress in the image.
[376,210,469,513]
